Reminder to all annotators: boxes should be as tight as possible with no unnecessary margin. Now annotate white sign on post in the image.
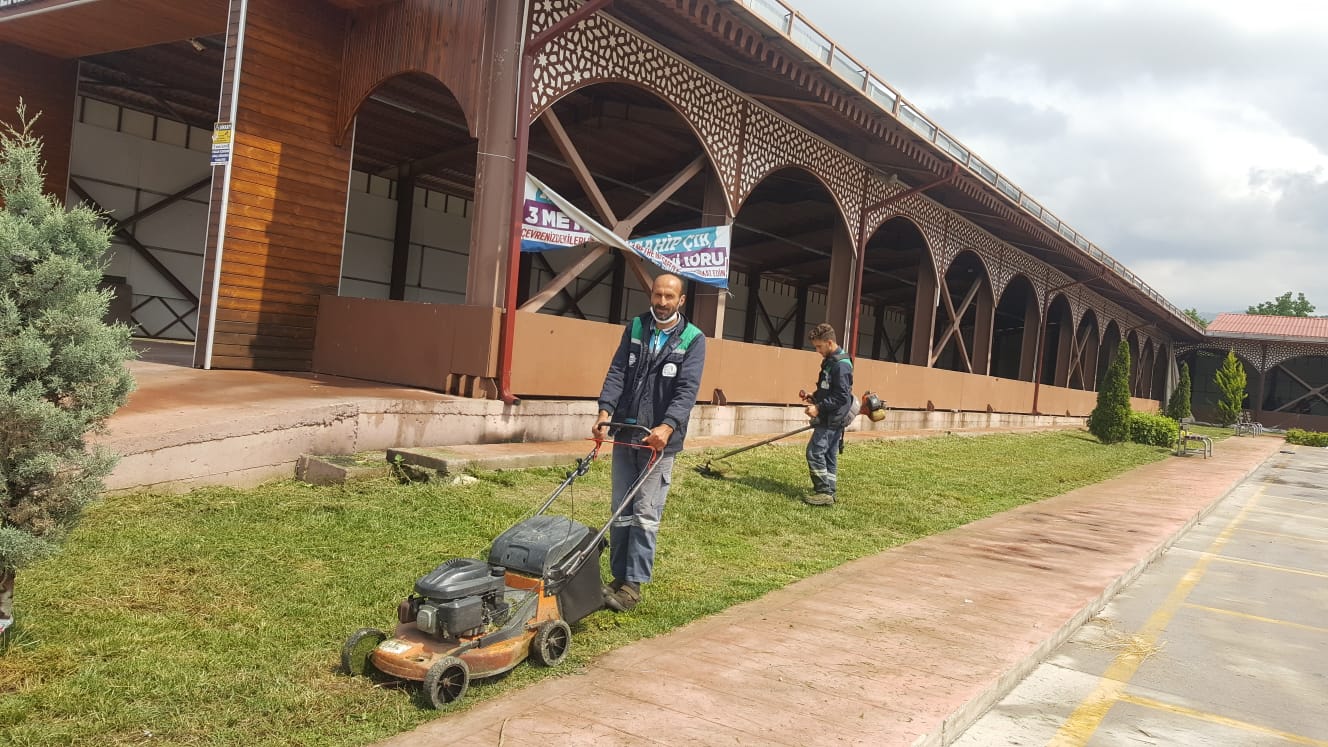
[210,123,233,166]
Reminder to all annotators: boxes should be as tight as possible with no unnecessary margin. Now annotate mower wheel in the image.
[530,619,572,667]
[423,656,470,709]
[340,628,386,677]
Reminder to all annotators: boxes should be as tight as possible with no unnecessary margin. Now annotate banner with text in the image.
[519,174,730,289]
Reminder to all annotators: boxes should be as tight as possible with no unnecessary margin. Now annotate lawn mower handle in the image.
[548,426,663,583]
[533,422,656,518]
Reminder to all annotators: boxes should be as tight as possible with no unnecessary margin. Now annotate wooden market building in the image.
[0,0,1210,416]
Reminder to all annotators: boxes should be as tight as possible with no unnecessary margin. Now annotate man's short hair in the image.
[808,323,837,343]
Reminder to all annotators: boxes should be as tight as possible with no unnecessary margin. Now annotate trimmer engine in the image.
[399,558,510,639]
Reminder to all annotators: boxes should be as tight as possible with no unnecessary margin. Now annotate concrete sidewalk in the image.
[100,341,1086,492]
[376,435,1282,747]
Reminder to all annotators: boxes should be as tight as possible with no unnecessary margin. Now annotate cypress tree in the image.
[1,104,135,633]
[1089,339,1132,444]
[1214,350,1247,426]
[1165,362,1192,421]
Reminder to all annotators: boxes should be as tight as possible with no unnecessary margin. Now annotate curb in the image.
[918,441,1282,747]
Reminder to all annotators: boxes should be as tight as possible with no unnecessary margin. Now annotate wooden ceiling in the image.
[0,0,228,58]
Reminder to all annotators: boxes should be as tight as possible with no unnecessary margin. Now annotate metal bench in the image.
[1176,417,1212,458]
[1234,410,1264,437]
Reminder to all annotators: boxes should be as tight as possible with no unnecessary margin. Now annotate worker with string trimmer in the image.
[800,322,856,506]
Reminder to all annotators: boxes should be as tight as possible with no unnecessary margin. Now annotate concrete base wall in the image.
[104,397,1083,494]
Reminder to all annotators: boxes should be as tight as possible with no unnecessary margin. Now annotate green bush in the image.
[1130,412,1179,447]
[1089,340,1132,444]
[1285,429,1328,447]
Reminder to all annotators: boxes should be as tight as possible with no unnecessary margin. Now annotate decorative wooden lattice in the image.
[529,0,1175,354]
[529,0,746,215]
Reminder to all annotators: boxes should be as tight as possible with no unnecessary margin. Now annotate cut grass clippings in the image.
[1,430,1172,746]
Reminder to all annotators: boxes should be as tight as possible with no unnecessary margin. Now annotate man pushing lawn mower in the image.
[592,273,706,613]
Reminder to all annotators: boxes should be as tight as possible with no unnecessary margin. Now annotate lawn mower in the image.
[340,423,660,709]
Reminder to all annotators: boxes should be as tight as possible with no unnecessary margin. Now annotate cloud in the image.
[795,0,1328,311]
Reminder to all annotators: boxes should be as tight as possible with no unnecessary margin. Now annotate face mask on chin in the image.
[651,308,678,325]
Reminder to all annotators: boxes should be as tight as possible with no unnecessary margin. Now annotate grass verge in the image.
[1,430,1170,746]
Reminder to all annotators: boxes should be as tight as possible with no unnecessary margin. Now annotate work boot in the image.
[802,491,835,506]
[605,581,641,612]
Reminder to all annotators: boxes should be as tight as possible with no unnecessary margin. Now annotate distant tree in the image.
[1213,351,1248,426]
[1165,362,1192,421]
[1247,291,1315,317]
[0,105,135,634]
[1088,340,1132,444]
[1182,308,1208,329]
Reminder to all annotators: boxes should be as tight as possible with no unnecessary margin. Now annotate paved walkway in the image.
[956,443,1328,746]
[377,436,1282,747]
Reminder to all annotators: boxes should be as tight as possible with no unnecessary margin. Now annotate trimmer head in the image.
[695,460,728,479]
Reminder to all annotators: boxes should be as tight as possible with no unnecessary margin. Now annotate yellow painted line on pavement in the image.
[1261,494,1327,506]
[1210,555,1328,579]
[1248,507,1328,522]
[1183,603,1328,635]
[1116,693,1328,746]
[1047,488,1263,747]
[1236,527,1328,544]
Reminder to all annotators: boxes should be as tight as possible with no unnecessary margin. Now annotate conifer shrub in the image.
[1165,362,1192,421]
[1,104,135,631]
[1088,340,1132,444]
[1213,350,1247,426]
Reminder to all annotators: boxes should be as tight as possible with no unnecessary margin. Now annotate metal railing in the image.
[733,0,1201,332]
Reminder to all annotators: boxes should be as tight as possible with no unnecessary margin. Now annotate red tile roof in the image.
[1207,313,1328,341]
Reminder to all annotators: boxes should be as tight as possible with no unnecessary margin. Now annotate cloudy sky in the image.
[800,0,1328,315]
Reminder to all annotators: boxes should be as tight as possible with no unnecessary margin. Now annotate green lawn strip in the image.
[1,431,1169,746]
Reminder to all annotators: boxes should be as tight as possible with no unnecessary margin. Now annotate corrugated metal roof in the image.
[1207,313,1328,341]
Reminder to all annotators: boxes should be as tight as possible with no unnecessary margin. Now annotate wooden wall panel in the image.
[336,0,488,140]
[197,0,351,371]
[0,43,76,202]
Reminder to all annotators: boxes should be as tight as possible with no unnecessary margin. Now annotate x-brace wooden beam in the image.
[752,295,785,347]
[1269,364,1328,413]
[531,253,589,319]
[522,118,705,313]
[70,178,200,305]
[930,277,981,371]
[1067,323,1095,388]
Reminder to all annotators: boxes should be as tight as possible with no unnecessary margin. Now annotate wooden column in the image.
[793,283,810,350]
[465,0,523,307]
[607,252,626,324]
[1053,319,1073,387]
[971,285,995,376]
[389,172,415,300]
[195,0,352,370]
[824,225,856,341]
[690,172,731,338]
[743,271,761,343]
[909,260,938,366]
[1019,295,1039,382]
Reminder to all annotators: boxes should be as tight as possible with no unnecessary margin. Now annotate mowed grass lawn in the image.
[0,430,1193,746]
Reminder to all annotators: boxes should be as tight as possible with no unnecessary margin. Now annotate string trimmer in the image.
[695,390,887,478]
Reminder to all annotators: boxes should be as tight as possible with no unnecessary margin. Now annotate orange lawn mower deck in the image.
[340,424,661,708]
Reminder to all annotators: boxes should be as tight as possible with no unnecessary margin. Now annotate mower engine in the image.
[861,391,888,422]
[400,558,511,639]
